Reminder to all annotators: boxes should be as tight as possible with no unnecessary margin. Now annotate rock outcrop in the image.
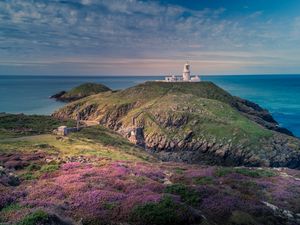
[53,81,300,168]
[234,97,294,136]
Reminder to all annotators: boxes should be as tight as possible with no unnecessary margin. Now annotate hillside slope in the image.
[53,82,300,168]
[1,114,300,225]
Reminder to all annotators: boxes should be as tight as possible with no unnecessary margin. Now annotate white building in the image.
[182,63,191,81]
[164,62,201,82]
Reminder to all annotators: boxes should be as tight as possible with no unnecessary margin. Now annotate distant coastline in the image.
[0,75,299,137]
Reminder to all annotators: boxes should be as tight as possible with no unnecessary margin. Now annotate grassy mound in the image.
[53,82,281,164]
[59,83,111,101]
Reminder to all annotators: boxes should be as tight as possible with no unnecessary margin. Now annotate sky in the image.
[0,0,300,76]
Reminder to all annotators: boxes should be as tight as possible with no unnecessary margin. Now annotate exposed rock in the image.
[0,166,20,186]
[50,91,66,99]
[262,201,300,224]
[234,97,294,136]
[53,81,300,169]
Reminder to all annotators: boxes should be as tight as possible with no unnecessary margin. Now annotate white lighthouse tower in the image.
[163,62,200,82]
[182,62,191,81]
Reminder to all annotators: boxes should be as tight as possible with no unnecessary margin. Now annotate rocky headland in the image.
[1,94,300,224]
[53,81,300,169]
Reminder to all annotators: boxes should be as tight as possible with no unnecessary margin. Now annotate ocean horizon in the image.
[1,74,300,137]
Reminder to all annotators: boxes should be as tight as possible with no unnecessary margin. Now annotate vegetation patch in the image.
[215,167,235,177]
[58,83,111,101]
[130,196,198,225]
[0,203,22,213]
[234,168,276,178]
[0,113,75,138]
[194,176,214,185]
[21,172,39,181]
[173,167,186,174]
[229,210,258,225]
[164,184,199,206]
[16,210,49,225]
[26,164,41,172]
[40,164,59,173]
[215,167,276,178]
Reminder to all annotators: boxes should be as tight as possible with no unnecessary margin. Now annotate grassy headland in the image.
[53,81,300,168]
[1,82,300,225]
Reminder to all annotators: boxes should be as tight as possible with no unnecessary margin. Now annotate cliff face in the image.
[233,97,294,136]
[53,82,300,168]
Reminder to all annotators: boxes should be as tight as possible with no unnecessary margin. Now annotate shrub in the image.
[234,168,275,178]
[1,203,22,213]
[40,164,59,173]
[215,167,234,177]
[21,173,38,180]
[215,167,276,178]
[0,192,13,210]
[164,184,199,206]
[130,196,198,225]
[26,164,41,172]
[174,167,185,174]
[17,210,49,225]
[229,210,258,225]
[200,194,241,220]
[194,176,214,185]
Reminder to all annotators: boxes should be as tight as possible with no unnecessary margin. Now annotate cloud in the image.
[0,0,299,75]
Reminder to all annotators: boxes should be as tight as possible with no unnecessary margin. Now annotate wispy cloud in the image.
[0,0,299,75]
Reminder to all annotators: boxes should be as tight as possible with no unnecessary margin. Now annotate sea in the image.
[0,75,299,137]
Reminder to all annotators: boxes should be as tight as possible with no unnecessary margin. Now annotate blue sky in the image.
[0,0,300,75]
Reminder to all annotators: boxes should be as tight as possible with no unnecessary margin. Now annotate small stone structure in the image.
[54,113,83,136]
[55,126,79,136]
[57,126,67,136]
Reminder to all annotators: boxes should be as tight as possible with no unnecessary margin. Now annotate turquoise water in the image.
[0,75,299,137]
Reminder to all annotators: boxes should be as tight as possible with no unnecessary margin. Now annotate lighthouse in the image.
[182,62,191,81]
[163,62,200,82]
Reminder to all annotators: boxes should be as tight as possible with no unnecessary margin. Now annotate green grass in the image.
[234,168,276,178]
[40,164,59,173]
[61,83,111,100]
[1,203,22,213]
[21,172,39,180]
[215,167,234,177]
[21,164,59,180]
[215,167,276,178]
[70,126,155,162]
[173,167,186,174]
[164,184,199,206]
[194,176,214,185]
[0,126,155,163]
[0,113,75,138]
[16,210,49,225]
[71,126,133,148]
[26,164,41,172]
[130,196,194,225]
